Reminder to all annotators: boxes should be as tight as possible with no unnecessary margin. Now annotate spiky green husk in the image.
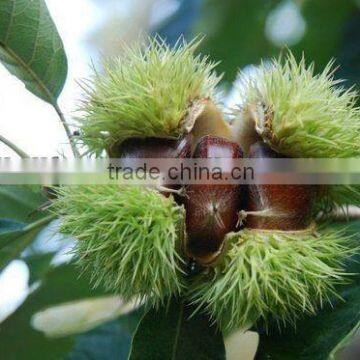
[78,37,221,155]
[52,185,185,305]
[189,227,355,332]
[244,52,360,158]
[329,185,360,208]
[318,185,360,213]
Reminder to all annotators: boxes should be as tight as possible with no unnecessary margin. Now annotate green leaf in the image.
[67,309,144,360]
[0,214,55,270]
[129,298,226,360]
[256,284,360,360]
[255,220,360,360]
[0,215,52,249]
[0,219,24,233]
[0,186,48,223]
[0,0,67,104]
[0,263,110,359]
[25,252,54,285]
[0,186,52,270]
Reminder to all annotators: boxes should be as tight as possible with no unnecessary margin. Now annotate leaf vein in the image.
[0,41,55,104]
[4,0,15,44]
[27,0,42,66]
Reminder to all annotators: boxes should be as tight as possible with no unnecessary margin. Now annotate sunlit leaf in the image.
[0,0,67,103]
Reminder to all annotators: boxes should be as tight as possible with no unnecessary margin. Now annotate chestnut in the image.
[108,135,193,195]
[110,134,192,159]
[184,135,244,265]
[245,142,318,231]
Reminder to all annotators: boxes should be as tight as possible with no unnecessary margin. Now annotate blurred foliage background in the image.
[88,0,360,88]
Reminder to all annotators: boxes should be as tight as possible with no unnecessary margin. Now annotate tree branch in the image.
[0,134,30,158]
[54,103,80,158]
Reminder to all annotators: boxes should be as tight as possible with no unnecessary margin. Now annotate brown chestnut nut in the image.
[109,135,192,195]
[245,141,318,231]
[109,134,192,159]
[184,135,244,265]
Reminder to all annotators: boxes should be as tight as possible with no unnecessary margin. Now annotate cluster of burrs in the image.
[53,37,360,332]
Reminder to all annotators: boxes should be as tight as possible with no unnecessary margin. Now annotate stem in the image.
[156,185,185,196]
[54,103,80,158]
[238,208,287,220]
[0,134,30,158]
